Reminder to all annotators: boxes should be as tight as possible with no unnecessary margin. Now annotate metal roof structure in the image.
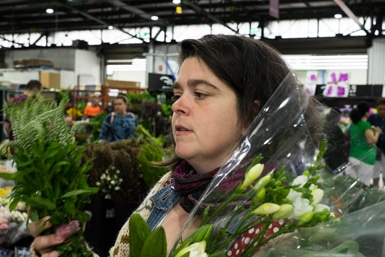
[0,0,383,55]
[0,0,383,38]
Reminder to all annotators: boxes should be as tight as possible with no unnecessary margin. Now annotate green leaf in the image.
[129,213,151,257]
[0,172,16,181]
[61,189,98,198]
[23,196,56,210]
[139,226,167,257]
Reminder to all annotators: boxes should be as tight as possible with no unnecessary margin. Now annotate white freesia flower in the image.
[292,175,308,187]
[311,188,324,205]
[314,203,330,212]
[286,189,313,219]
[175,241,208,257]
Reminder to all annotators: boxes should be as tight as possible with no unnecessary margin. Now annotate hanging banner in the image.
[269,0,280,19]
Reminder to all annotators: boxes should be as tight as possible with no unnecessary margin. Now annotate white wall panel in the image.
[368,38,385,84]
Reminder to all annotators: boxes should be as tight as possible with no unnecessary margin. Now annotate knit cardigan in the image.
[30,171,173,257]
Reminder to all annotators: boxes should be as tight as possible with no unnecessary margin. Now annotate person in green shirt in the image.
[346,102,382,186]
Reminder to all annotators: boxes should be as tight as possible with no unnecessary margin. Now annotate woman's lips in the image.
[174,125,191,135]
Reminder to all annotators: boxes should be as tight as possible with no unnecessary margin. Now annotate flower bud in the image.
[252,203,280,215]
[298,211,314,225]
[252,187,266,204]
[240,164,264,190]
[272,204,293,219]
[253,174,272,191]
[311,188,324,205]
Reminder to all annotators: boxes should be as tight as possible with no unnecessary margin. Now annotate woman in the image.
[29,34,319,257]
[346,102,382,186]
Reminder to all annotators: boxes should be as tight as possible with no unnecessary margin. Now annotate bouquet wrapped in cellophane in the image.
[130,72,385,257]
[0,95,98,256]
[0,198,29,248]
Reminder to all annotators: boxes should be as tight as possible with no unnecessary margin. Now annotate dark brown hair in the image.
[24,80,42,91]
[156,34,319,169]
[376,98,385,106]
[115,95,128,104]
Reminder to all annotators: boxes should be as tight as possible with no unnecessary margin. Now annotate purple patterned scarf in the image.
[172,160,246,213]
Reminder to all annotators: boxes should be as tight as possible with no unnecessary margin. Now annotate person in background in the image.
[99,95,136,142]
[83,96,102,121]
[368,98,385,188]
[4,79,42,140]
[346,102,382,186]
[83,96,103,133]
[323,108,348,172]
[29,34,321,257]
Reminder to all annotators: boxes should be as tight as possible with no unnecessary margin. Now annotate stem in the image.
[202,188,247,225]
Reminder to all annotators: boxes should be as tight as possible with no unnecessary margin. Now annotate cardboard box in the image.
[104,79,140,88]
[40,71,60,89]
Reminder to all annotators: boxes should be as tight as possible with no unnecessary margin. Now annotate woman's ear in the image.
[253,100,262,116]
[241,100,262,135]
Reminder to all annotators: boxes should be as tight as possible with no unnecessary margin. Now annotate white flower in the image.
[292,175,308,187]
[314,203,330,213]
[311,188,324,205]
[286,189,313,219]
[175,241,208,257]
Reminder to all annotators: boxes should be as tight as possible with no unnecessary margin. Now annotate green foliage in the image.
[161,99,173,118]
[0,95,98,256]
[135,125,169,188]
[129,213,167,257]
[126,90,156,104]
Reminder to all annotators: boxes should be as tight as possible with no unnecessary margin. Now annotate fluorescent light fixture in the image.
[334,13,342,19]
[46,8,54,14]
[173,0,181,4]
[151,16,159,21]
[283,54,368,70]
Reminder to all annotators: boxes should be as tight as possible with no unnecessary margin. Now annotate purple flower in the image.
[55,220,80,240]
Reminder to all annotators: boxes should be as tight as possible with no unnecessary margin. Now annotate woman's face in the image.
[172,57,243,174]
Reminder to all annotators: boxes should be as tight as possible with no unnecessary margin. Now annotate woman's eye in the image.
[171,95,180,102]
[195,92,207,99]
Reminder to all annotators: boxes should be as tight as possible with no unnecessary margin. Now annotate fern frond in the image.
[4,95,74,154]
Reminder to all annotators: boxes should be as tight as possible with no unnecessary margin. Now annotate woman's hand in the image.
[374,126,382,135]
[29,216,71,257]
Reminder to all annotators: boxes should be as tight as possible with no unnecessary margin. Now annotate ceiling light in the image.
[46,8,54,14]
[108,25,114,30]
[334,13,342,19]
[173,0,181,4]
[151,16,159,21]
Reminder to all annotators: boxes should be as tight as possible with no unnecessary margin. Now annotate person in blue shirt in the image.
[368,98,385,188]
[99,95,136,142]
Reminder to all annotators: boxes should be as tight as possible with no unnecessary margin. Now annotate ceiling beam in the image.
[334,0,370,35]
[182,0,238,34]
[55,0,147,43]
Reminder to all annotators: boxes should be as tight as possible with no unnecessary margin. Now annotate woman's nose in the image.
[172,95,189,115]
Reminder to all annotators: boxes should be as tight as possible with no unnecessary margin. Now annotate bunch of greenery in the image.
[0,95,98,256]
[135,124,169,188]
